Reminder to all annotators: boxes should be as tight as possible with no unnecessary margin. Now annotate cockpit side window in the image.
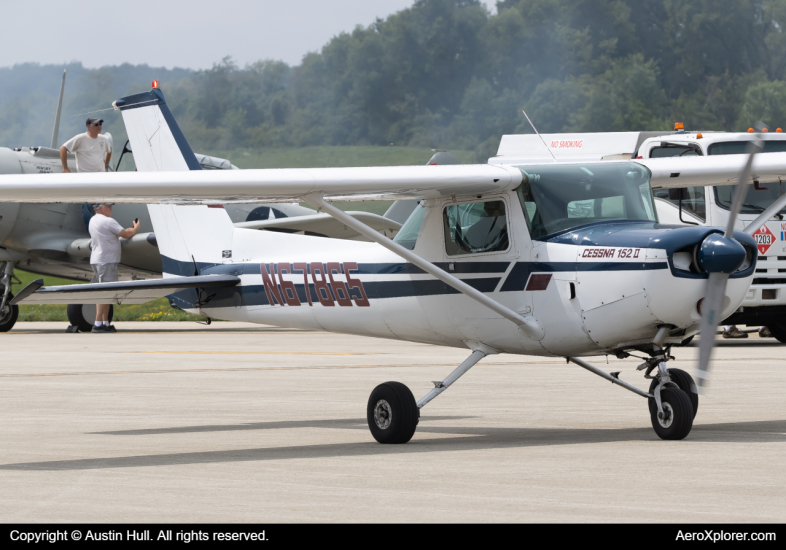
[443,200,509,255]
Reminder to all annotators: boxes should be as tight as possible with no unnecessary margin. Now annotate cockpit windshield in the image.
[515,162,656,240]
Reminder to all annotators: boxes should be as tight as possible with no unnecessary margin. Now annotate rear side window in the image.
[443,200,509,255]
[392,203,425,250]
[649,145,702,157]
[708,141,786,155]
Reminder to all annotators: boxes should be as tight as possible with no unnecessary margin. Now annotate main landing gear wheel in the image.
[0,291,19,332]
[650,387,693,440]
[67,303,114,333]
[648,368,699,419]
[367,381,419,444]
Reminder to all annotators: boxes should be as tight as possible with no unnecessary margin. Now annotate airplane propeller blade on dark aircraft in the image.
[695,131,763,391]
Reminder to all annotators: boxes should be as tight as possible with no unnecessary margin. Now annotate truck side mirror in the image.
[668,188,689,201]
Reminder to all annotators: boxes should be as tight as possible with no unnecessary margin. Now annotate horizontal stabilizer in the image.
[10,274,240,306]
[11,278,44,304]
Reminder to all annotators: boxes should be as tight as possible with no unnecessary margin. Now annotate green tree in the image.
[569,54,669,132]
[738,80,786,129]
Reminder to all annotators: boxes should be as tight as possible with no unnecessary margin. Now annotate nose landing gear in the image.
[569,326,698,441]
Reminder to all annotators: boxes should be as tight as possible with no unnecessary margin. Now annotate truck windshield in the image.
[710,140,786,215]
[515,162,656,240]
[708,141,786,155]
[715,183,786,215]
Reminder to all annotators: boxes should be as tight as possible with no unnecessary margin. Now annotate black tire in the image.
[768,323,786,344]
[67,303,114,332]
[650,387,694,440]
[367,381,419,444]
[0,291,19,332]
[649,368,699,419]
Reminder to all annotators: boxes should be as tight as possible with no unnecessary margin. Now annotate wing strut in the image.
[305,195,545,341]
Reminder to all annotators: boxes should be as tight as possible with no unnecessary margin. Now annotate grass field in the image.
[11,145,471,323]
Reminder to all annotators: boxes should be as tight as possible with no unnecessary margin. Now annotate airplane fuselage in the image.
[168,186,756,358]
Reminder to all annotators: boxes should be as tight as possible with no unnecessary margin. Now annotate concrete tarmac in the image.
[0,322,784,523]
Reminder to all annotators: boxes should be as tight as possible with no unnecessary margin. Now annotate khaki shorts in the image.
[91,263,118,283]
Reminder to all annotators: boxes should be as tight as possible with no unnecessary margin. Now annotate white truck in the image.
[489,127,786,342]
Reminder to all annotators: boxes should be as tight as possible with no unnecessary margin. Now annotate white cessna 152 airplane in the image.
[3,87,786,443]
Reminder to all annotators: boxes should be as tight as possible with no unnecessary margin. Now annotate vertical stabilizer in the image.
[114,88,234,275]
[113,88,202,172]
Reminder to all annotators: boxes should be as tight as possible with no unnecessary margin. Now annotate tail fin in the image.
[114,88,202,171]
[115,88,234,276]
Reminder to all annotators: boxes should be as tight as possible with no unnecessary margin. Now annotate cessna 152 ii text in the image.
[2,87,786,444]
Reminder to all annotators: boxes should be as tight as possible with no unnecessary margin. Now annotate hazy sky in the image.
[0,0,497,70]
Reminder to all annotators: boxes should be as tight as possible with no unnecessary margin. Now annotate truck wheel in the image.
[768,323,786,344]
[67,304,114,332]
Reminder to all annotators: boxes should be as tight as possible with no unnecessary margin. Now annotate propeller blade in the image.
[696,271,729,391]
[696,127,762,391]
[724,137,763,238]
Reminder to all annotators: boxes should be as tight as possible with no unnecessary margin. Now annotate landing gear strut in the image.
[0,262,19,332]
[367,347,490,444]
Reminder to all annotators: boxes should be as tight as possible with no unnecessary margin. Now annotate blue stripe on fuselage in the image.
[169,276,502,310]
[499,261,667,291]
[163,256,669,310]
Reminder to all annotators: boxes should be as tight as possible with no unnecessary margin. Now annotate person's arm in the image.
[104,150,112,172]
[118,218,141,239]
[59,146,71,173]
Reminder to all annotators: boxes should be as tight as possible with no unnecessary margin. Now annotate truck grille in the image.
[751,256,786,286]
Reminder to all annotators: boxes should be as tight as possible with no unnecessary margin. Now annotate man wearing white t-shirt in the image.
[60,117,112,173]
[88,203,140,333]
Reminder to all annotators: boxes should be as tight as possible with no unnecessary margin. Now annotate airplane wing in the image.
[0,163,522,204]
[640,153,786,189]
[10,274,240,305]
[235,211,401,239]
[1,155,785,204]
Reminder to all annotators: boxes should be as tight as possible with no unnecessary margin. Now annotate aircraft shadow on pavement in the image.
[1,418,784,471]
[89,416,471,436]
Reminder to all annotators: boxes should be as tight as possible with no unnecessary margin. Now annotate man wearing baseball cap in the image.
[88,203,140,333]
[60,117,112,173]
[60,117,114,232]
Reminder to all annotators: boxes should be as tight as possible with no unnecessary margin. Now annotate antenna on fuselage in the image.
[521,108,557,163]
[50,69,66,149]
